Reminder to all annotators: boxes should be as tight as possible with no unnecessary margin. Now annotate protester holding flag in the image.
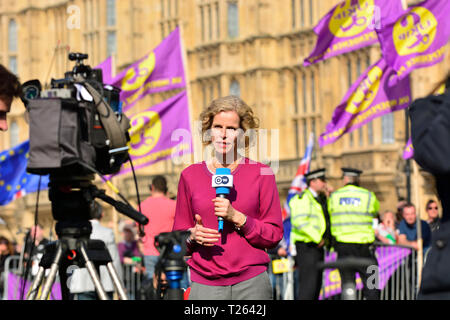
[172,95,283,300]
[289,168,329,300]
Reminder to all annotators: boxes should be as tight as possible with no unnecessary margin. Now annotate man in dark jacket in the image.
[409,74,450,299]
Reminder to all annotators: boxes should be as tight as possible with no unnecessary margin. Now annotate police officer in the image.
[328,168,380,300]
[289,168,328,300]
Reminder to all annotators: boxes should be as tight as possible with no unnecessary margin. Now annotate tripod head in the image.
[154,231,190,300]
[48,174,148,248]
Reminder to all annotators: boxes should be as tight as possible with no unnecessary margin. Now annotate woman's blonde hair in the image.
[199,96,259,149]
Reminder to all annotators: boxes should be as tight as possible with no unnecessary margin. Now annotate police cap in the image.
[305,168,326,181]
[341,167,363,177]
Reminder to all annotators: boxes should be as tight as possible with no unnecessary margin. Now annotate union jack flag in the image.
[281,133,314,253]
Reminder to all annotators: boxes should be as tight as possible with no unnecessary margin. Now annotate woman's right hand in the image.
[188,214,221,246]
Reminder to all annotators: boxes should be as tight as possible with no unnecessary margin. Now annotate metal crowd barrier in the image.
[376,243,418,301]
[2,255,22,300]
[2,255,144,300]
[2,254,62,300]
[121,263,145,300]
[268,243,419,300]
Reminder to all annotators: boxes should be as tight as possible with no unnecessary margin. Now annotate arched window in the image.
[229,79,240,97]
[106,0,116,26]
[8,19,17,52]
[382,113,395,144]
[10,121,20,147]
[107,31,117,56]
[8,57,17,75]
[227,1,239,39]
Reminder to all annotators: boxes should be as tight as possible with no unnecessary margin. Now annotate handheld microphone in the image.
[212,168,233,232]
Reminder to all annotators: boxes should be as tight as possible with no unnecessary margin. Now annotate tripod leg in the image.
[79,242,109,300]
[26,266,46,300]
[106,262,128,300]
[39,243,63,300]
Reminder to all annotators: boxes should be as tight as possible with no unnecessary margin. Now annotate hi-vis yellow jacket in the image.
[289,189,326,244]
[328,184,379,244]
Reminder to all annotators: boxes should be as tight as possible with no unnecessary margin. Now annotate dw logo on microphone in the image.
[214,176,229,185]
[212,175,233,188]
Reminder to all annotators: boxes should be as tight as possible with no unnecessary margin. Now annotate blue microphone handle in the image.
[217,194,226,232]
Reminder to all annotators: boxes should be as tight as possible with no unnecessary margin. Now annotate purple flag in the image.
[403,137,414,160]
[111,90,192,177]
[304,0,404,66]
[7,273,62,300]
[319,58,411,147]
[377,0,450,82]
[110,27,186,112]
[95,56,113,84]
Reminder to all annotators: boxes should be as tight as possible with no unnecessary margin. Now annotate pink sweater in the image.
[172,158,283,286]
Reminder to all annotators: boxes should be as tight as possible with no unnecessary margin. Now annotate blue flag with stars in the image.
[0,140,49,206]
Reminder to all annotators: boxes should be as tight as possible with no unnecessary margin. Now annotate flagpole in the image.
[413,160,423,289]
[178,23,196,165]
[405,108,411,203]
[401,0,408,11]
[406,67,423,293]
[112,53,116,79]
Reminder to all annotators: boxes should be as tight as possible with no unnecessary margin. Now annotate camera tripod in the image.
[27,221,127,300]
[26,175,148,300]
[154,231,190,300]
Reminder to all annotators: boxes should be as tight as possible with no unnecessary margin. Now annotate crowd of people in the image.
[375,200,438,250]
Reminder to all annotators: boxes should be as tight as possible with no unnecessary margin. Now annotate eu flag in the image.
[0,140,49,206]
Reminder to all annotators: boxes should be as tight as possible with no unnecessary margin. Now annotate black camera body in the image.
[22,53,130,176]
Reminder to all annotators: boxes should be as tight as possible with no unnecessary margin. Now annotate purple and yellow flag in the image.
[110,27,186,112]
[319,58,411,147]
[403,137,414,160]
[377,0,450,82]
[111,90,192,177]
[303,0,404,66]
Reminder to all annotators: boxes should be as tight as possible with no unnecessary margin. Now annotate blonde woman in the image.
[173,96,283,300]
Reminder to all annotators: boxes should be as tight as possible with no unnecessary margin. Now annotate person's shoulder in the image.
[397,219,408,231]
[421,219,432,231]
[96,223,114,235]
[180,162,206,177]
[290,191,305,202]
